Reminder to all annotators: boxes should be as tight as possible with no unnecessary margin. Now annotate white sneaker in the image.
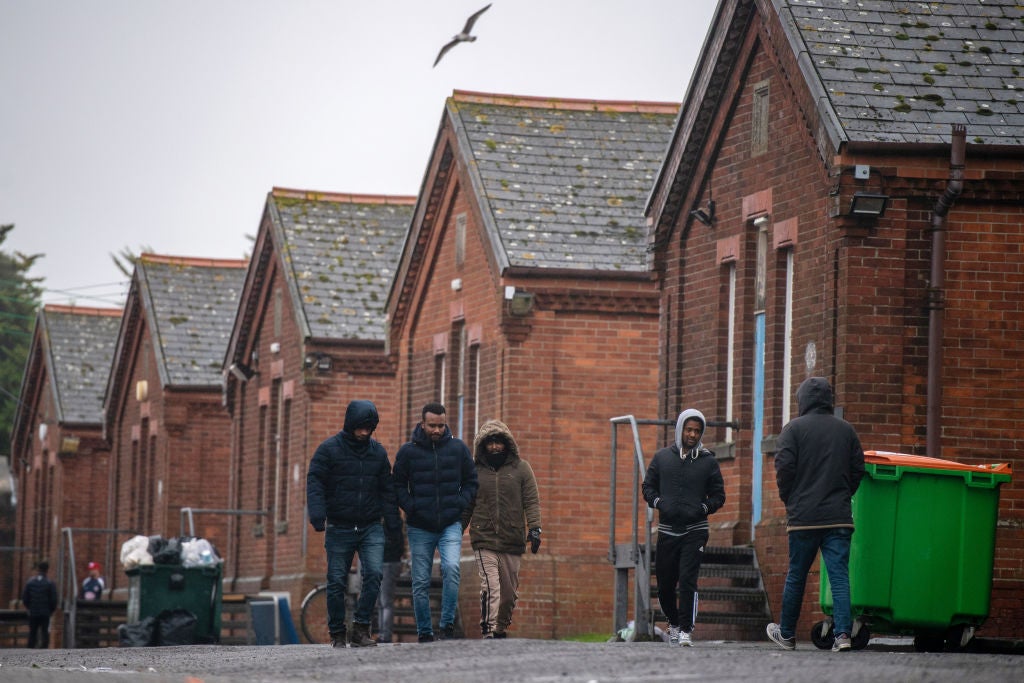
[667,624,680,645]
[679,630,693,647]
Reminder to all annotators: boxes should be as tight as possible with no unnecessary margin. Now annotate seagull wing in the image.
[462,3,492,34]
[433,39,459,68]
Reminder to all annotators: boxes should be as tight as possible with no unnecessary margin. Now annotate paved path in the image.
[2,638,1023,682]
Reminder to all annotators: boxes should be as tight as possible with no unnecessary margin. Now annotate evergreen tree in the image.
[0,224,42,458]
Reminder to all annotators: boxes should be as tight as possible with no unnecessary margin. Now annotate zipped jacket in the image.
[393,423,478,533]
[462,420,541,554]
[306,400,400,531]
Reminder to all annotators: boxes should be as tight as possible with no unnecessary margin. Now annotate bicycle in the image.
[300,571,360,644]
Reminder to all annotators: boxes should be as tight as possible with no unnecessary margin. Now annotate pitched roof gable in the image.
[134,254,248,387]
[268,188,415,342]
[41,305,121,425]
[647,0,1023,237]
[776,0,1024,147]
[448,91,679,273]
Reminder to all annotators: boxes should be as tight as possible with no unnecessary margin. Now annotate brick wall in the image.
[392,174,662,638]
[661,35,1024,640]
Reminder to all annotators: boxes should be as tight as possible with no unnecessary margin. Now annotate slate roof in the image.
[775,0,1024,145]
[448,92,679,272]
[41,305,121,424]
[269,189,414,341]
[136,255,248,387]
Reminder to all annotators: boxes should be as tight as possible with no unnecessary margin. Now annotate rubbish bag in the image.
[119,616,157,647]
[120,535,154,570]
[150,536,183,565]
[181,537,221,568]
[156,608,198,646]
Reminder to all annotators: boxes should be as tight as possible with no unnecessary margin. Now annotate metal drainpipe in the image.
[926,124,966,458]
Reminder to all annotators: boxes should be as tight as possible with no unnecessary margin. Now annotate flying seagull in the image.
[433,3,492,68]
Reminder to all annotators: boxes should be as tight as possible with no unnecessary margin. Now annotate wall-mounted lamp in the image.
[507,290,534,316]
[58,436,80,455]
[849,192,889,217]
[303,353,333,372]
[689,199,716,227]
[229,362,256,382]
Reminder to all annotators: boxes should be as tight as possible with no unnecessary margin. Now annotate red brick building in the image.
[221,189,413,607]
[8,305,121,636]
[646,0,1023,642]
[102,255,247,597]
[386,91,678,638]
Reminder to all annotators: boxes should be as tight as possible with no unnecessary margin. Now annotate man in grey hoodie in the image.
[643,408,726,646]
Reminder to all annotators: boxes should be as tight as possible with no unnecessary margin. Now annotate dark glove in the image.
[527,528,542,554]
[311,518,326,532]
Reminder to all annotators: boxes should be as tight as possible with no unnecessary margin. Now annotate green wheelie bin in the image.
[126,563,223,644]
[817,451,1011,651]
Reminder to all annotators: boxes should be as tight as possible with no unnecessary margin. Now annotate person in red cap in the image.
[81,561,105,600]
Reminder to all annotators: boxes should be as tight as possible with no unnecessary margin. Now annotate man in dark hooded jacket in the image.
[643,408,726,647]
[307,399,401,648]
[22,560,58,648]
[392,402,477,642]
[767,377,865,653]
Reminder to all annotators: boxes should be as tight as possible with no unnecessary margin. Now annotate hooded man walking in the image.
[643,408,726,646]
[463,419,542,639]
[307,399,401,648]
[767,377,865,652]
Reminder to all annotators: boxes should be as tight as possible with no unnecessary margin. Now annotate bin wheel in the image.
[810,620,834,650]
[913,634,945,652]
[850,625,870,650]
[945,624,975,652]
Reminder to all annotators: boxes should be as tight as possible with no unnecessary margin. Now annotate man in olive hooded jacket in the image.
[462,419,541,638]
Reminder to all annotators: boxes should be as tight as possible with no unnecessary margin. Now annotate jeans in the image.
[780,527,853,639]
[407,521,463,636]
[325,522,384,636]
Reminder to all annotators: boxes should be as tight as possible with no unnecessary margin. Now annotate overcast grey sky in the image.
[1,1,717,308]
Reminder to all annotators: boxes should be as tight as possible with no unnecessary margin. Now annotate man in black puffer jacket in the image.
[392,402,477,642]
[643,408,726,647]
[307,400,401,648]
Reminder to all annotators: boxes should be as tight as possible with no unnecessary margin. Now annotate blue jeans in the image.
[325,522,384,635]
[407,521,463,636]
[780,527,853,639]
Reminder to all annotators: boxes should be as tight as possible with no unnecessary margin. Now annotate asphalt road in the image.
[2,638,1023,683]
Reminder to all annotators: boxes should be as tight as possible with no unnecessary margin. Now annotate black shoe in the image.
[439,624,458,640]
[491,631,507,639]
[330,631,348,648]
[418,633,435,643]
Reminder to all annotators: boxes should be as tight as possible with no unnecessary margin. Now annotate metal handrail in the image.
[179,507,267,537]
[59,526,139,647]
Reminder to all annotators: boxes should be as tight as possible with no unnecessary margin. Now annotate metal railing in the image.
[59,526,139,647]
[179,507,267,537]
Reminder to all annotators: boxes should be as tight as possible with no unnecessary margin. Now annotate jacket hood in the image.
[675,408,706,458]
[343,400,380,434]
[796,377,834,416]
[472,419,520,462]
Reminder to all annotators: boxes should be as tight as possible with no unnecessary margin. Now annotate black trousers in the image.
[654,529,708,632]
[27,614,51,648]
